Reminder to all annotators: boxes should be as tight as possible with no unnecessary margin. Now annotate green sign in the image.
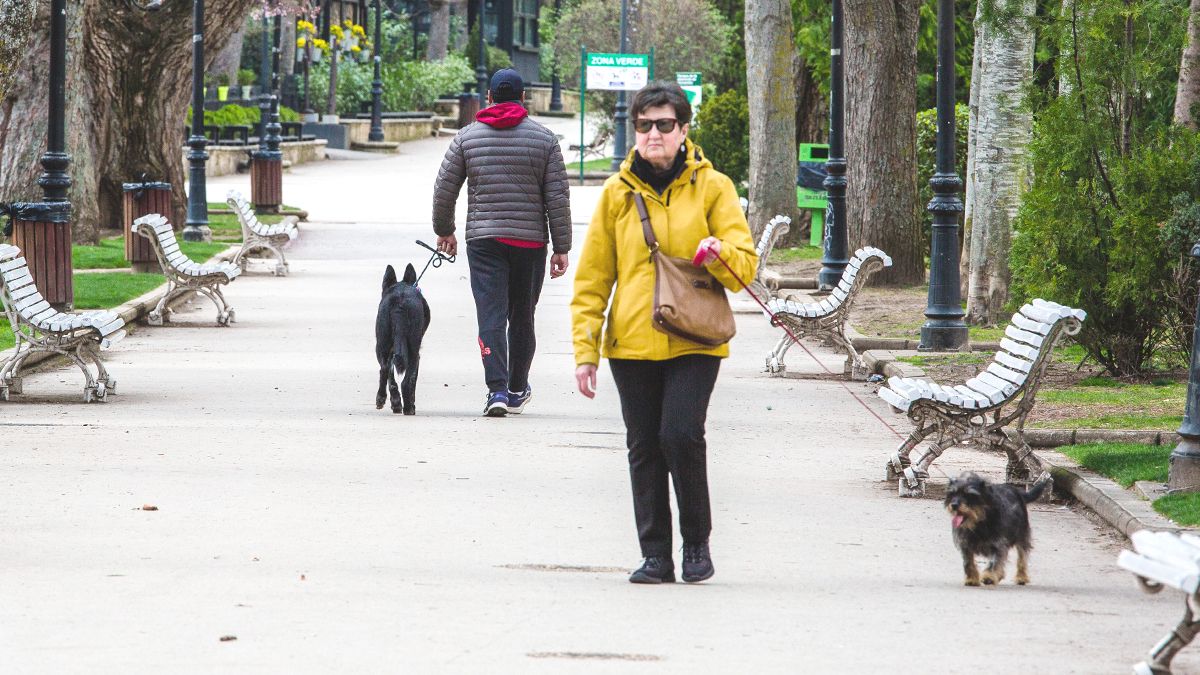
[586,53,650,91]
[676,72,703,108]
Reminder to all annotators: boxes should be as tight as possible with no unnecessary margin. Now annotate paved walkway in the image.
[0,121,1194,673]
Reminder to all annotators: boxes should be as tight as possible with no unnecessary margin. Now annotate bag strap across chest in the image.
[632,193,659,254]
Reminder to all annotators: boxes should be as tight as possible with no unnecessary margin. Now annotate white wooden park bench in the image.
[0,243,125,402]
[133,214,240,326]
[225,189,298,276]
[746,214,792,301]
[878,298,1086,497]
[1118,529,1200,674]
[763,246,892,379]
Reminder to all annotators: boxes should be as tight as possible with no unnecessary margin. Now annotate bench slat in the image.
[0,256,27,273]
[976,371,1020,396]
[952,385,991,407]
[879,385,912,411]
[986,362,1028,386]
[1004,325,1046,349]
[1010,313,1052,335]
[999,338,1040,361]
[994,351,1033,373]
[964,378,1008,405]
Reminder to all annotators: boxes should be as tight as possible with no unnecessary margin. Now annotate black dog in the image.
[375,264,429,415]
[944,472,1049,586]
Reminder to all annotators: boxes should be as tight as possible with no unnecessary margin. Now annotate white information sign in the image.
[586,53,650,92]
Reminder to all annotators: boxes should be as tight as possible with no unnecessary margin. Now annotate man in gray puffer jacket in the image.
[432,68,571,418]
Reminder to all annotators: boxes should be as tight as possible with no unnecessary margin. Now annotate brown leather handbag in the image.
[633,193,736,346]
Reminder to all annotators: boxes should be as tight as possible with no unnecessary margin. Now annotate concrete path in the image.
[0,119,1194,673]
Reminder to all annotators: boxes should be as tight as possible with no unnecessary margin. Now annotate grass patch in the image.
[73,273,167,309]
[1040,380,1184,405]
[897,352,989,368]
[0,319,11,352]
[1060,442,1167,487]
[73,237,229,270]
[1154,493,1200,527]
[573,157,616,173]
[768,246,823,263]
[968,325,1007,342]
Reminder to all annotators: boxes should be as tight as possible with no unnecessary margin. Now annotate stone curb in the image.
[0,245,241,375]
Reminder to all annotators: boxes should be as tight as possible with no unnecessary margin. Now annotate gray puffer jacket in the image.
[432,114,571,254]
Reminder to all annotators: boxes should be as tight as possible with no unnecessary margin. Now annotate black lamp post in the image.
[369,0,385,142]
[817,0,848,291]
[268,15,283,153]
[476,0,488,108]
[919,0,968,351]
[258,12,272,149]
[1169,243,1200,491]
[548,0,563,112]
[183,0,212,242]
[610,0,630,171]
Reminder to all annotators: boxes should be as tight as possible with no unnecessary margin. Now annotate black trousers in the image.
[467,238,547,393]
[609,355,721,557]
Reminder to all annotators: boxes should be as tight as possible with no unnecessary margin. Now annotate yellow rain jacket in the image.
[571,140,758,365]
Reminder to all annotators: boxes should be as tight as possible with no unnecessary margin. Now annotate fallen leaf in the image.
[300,574,306,581]
[219,635,237,642]
[141,505,158,511]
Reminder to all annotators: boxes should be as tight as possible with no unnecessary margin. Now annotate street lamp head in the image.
[128,0,165,10]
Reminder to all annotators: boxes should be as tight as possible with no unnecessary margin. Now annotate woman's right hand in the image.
[575,364,598,399]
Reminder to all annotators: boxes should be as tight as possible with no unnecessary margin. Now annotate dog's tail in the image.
[1021,475,1052,503]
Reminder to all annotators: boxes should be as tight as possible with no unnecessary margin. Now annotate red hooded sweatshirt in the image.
[475,102,543,249]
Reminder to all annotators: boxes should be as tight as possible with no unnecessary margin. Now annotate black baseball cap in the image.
[489,68,524,102]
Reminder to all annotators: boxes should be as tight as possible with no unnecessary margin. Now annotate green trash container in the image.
[797,143,830,246]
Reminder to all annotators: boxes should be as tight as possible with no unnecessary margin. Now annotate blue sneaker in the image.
[484,391,508,417]
[506,386,532,414]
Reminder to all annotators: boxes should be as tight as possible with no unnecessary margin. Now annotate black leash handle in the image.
[415,239,455,284]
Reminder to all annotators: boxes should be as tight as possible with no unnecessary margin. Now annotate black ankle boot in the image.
[629,555,676,584]
[682,541,714,583]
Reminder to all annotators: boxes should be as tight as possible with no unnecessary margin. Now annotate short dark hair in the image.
[630,81,692,125]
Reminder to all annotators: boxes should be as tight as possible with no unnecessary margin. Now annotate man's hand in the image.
[437,234,458,257]
[575,364,597,399]
[550,253,569,279]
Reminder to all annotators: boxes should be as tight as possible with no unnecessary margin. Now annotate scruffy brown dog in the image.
[944,472,1049,586]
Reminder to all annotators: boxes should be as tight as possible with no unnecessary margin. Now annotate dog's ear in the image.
[403,263,418,285]
[383,265,398,293]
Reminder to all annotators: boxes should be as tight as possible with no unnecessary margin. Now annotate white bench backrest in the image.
[0,250,51,323]
[226,190,266,235]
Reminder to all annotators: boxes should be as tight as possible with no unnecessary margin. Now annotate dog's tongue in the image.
[952,514,964,528]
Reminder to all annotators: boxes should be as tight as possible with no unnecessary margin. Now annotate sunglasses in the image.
[633,118,681,134]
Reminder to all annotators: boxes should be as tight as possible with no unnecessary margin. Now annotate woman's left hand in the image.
[696,237,722,264]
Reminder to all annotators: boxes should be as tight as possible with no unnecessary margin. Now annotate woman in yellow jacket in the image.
[570,82,757,584]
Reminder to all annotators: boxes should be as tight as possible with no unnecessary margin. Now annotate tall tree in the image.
[427,0,451,61]
[0,0,36,103]
[964,0,1035,324]
[0,0,257,243]
[1177,0,1200,128]
[844,0,923,285]
[745,0,799,238]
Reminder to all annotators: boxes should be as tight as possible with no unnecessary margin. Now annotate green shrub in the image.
[690,89,748,190]
[310,55,473,116]
[237,68,256,86]
[464,23,512,73]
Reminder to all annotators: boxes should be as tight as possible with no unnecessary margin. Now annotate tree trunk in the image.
[211,19,248,86]
[1177,0,1200,128]
[744,0,799,240]
[451,0,467,51]
[0,0,257,244]
[0,0,36,103]
[794,51,826,144]
[844,0,923,285]
[427,0,451,61]
[281,16,296,78]
[965,0,1035,325]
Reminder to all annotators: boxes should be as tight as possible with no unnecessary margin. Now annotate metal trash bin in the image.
[458,82,480,129]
